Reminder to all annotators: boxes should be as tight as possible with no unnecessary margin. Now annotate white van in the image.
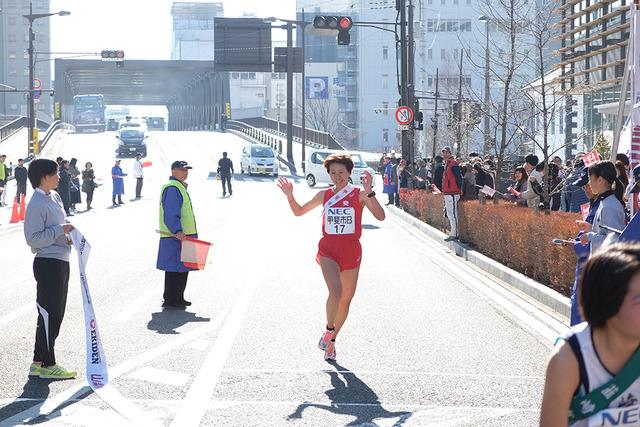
[305,150,376,187]
[240,144,279,177]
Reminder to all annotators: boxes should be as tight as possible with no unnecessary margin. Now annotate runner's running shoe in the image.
[39,364,77,380]
[324,341,336,361]
[28,363,42,377]
[318,329,333,351]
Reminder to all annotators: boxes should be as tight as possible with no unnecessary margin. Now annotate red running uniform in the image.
[316,187,364,271]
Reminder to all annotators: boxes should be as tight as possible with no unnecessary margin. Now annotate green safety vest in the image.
[0,162,5,181]
[159,180,197,236]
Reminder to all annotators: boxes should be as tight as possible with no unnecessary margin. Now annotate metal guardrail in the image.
[0,116,52,144]
[226,120,284,154]
[0,116,27,143]
[39,120,64,153]
[239,117,346,151]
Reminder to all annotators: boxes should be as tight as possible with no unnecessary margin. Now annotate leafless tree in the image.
[516,4,587,208]
[460,0,536,188]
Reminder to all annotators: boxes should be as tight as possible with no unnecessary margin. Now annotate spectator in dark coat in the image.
[561,160,589,213]
[461,164,476,201]
[58,160,71,216]
[433,155,444,192]
[15,158,28,203]
[548,163,562,211]
[391,158,400,206]
[473,163,494,199]
[398,159,411,189]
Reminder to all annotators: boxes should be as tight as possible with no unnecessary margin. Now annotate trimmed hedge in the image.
[399,189,579,296]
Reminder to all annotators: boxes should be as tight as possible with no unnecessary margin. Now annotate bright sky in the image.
[49,0,296,60]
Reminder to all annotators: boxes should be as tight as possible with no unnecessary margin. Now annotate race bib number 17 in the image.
[325,207,355,235]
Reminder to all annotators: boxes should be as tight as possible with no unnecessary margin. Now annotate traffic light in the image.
[314,15,353,46]
[452,102,460,121]
[100,50,125,60]
[470,102,481,125]
[101,50,124,68]
[414,100,423,130]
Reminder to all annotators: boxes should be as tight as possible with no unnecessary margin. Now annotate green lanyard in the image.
[569,347,640,423]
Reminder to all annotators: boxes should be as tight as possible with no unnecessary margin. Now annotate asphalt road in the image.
[0,130,568,426]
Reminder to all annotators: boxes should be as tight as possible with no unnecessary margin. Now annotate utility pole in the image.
[398,0,409,158]
[432,68,439,160]
[301,9,307,174]
[28,2,35,156]
[481,17,491,155]
[456,52,463,157]
[407,0,416,180]
[286,22,296,173]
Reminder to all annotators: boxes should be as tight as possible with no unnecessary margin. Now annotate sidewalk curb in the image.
[388,205,571,320]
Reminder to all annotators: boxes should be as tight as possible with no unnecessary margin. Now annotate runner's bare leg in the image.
[332,267,360,339]
[319,257,342,329]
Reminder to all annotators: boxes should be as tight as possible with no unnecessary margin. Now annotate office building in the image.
[0,0,53,122]
[556,0,632,157]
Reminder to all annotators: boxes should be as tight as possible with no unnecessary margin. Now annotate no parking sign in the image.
[395,106,413,128]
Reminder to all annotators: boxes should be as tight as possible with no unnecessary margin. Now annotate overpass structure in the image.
[53,59,229,131]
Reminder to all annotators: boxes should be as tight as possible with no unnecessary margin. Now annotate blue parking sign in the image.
[306,77,329,99]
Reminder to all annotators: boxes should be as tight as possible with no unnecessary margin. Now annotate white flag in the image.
[70,229,109,390]
[480,185,496,197]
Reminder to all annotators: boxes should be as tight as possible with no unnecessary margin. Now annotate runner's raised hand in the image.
[277,177,294,198]
[361,170,373,192]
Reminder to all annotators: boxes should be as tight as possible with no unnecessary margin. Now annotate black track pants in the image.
[33,257,70,367]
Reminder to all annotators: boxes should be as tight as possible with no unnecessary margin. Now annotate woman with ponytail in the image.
[577,160,626,255]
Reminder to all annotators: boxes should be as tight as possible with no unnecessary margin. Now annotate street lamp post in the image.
[478,15,490,155]
[265,16,307,174]
[23,2,70,156]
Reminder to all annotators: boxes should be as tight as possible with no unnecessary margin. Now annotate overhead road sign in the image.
[214,18,272,72]
[274,47,303,73]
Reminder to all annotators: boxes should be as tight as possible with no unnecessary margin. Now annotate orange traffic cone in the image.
[19,195,26,221]
[9,197,19,223]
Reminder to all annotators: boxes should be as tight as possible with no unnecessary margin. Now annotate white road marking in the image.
[221,368,543,380]
[126,367,191,388]
[0,303,32,326]
[203,400,538,411]
[1,309,230,426]
[186,339,211,351]
[0,397,540,411]
[111,290,156,322]
[171,282,258,427]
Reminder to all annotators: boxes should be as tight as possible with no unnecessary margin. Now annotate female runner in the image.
[540,244,640,426]
[277,154,385,361]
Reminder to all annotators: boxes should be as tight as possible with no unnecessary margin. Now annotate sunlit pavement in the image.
[0,130,560,426]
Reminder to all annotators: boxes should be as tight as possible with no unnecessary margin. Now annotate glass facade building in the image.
[555,0,631,155]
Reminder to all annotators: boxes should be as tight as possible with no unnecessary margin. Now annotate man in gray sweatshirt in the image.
[23,158,76,379]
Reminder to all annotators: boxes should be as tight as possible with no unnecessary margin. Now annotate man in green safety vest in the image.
[156,160,198,309]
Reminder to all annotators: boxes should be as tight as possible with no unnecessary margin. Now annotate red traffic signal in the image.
[313,15,353,46]
[338,17,352,30]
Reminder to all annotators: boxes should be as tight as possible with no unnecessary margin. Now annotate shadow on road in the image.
[0,377,92,425]
[362,224,380,230]
[287,361,412,426]
[147,310,210,335]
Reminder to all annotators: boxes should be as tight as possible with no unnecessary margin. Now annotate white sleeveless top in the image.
[569,323,640,427]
